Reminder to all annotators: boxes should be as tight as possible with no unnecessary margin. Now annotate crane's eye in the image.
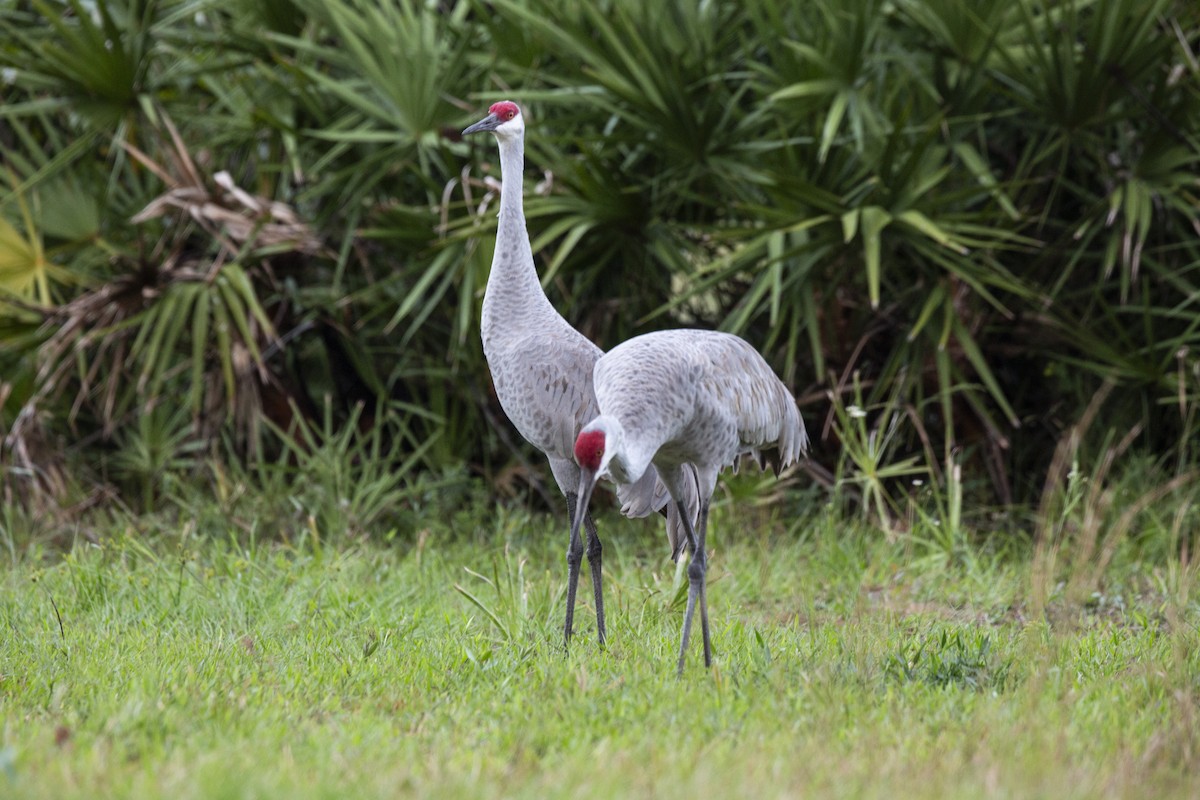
[506,110,515,119]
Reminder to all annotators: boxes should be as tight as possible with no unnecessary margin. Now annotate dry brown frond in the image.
[124,113,324,258]
[2,393,69,514]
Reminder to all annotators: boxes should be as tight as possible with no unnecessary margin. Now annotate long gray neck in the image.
[601,417,655,488]
[615,445,655,489]
[481,132,556,331]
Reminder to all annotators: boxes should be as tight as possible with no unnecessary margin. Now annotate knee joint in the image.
[687,558,705,584]
[587,537,602,561]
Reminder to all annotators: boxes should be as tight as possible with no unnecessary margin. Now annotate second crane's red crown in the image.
[489,101,520,121]
[574,430,605,471]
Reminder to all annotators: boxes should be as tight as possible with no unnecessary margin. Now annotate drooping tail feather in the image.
[615,463,700,562]
[667,463,701,563]
[615,464,666,519]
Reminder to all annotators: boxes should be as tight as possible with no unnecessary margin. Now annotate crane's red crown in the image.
[574,429,605,471]
[489,101,520,122]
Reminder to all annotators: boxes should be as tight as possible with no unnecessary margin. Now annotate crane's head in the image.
[568,418,620,555]
[462,101,524,140]
[574,416,629,482]
[574,428,607,474]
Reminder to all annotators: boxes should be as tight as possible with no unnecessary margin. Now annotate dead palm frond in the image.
[123,113,323,259]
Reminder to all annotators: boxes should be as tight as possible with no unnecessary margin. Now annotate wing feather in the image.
[597,329,809,472]
[694,333,809,469]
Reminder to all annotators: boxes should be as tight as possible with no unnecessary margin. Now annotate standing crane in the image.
[462,101,697,648]
[570,329,808,675]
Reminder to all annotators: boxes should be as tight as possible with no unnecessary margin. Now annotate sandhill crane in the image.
[462,101,697,648]
[570,329,808,674]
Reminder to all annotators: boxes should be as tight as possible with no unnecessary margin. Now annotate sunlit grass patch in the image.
[2,493,1198,799]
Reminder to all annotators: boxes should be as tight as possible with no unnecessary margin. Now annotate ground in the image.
[1,496,1197,799]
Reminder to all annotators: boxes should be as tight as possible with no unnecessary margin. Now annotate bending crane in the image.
[571,329,808,674]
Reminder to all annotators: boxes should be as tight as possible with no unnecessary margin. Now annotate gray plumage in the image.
[463,101,696,647]
[570,328,808,674]
[593,329,807,496]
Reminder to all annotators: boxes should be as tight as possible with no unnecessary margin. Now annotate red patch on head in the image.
[574,429,605,471]
[488,101,520,122]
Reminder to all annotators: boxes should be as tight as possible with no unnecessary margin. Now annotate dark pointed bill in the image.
[569,467,600,548]
[462,113,501,136]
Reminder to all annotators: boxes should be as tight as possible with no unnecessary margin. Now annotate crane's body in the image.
[572,329,808,674]
[463,101,696,648]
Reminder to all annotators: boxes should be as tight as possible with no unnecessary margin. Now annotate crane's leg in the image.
[695,500,712,667]
[675,499,702,676]
[583,511,607,646]
[564,492,586,648]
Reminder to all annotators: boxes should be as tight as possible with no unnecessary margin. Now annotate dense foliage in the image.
[2,0,1199,522]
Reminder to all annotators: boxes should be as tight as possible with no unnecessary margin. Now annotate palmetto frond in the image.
[0,0,1198,515]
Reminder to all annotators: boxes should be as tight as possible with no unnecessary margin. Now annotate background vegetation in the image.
[2,0,1200,530]
[3,4,1200,796]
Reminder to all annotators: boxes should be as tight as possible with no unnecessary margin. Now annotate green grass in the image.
[2,494,1198,799]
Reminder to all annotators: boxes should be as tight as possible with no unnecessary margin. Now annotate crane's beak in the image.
[462,113,501,136]
[569,467,601,547]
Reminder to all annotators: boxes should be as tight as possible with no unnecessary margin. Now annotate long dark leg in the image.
[676,499,702,676]
[695,500,712,667]
[564,492,585,647]
[584,512,606,646]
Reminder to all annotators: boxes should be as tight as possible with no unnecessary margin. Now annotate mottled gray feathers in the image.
[594,329,809,476]
[476,115,695,550]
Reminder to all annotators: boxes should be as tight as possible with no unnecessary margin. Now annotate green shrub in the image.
[2,0,1198,522]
